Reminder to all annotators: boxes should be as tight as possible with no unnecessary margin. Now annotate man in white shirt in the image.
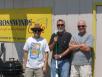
[23,23,49,77]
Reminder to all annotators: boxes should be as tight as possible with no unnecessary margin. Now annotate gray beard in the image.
[58,29,64,32]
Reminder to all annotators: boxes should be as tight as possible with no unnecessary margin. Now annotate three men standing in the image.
[23,19,94,77]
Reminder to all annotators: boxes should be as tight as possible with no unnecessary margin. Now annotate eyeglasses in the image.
[78,25,86,28]
[57,24,64,27]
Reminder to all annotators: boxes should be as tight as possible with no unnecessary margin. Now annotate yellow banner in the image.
[0,8,52,42]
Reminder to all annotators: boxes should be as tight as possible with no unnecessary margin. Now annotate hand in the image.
[54,54,61,60]
[70,40,79,45]
[43,65,48,74]
[54,36,58,43]
[23,60,27,70]
[80,44,85,47]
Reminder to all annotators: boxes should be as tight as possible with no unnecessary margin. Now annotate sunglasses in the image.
[57,24,64,27]
[78,25,86,28]
[33,29,42,33]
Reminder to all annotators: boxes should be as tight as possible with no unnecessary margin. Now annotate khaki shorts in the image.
[70,65,92,77]
[24,67,44,77]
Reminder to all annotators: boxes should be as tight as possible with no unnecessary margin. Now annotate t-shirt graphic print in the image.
[30,42,41,59]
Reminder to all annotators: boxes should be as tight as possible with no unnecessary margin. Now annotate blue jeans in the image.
[51,58,71,77]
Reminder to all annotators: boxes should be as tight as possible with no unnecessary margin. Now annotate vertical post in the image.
[1,43,6,62]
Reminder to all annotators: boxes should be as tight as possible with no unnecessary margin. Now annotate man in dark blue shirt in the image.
[49,19,72,77]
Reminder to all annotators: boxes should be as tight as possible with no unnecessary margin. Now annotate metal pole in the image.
[55,43,58,77]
